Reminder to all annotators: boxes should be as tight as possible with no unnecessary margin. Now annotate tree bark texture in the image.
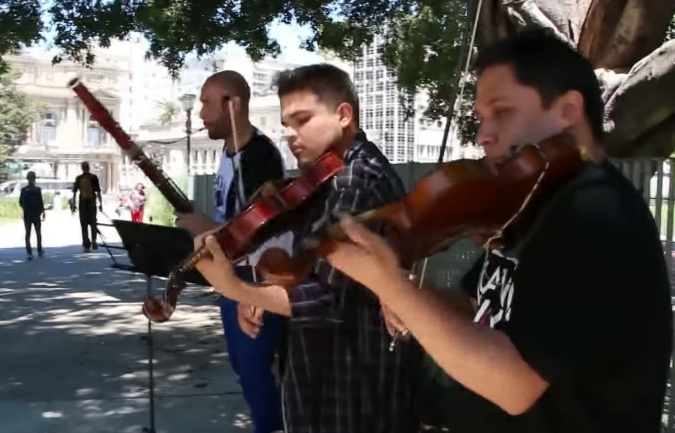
[471,0,675,157]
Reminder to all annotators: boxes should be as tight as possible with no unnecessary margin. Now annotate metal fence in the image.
[189,157,675,429]
[611,158,675,431]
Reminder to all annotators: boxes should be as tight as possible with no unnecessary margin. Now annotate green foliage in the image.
[0,0,403,78]
[0,67,46,178]
[3,0,675,148]
[0,0,477,142]
[158,100,181,125]
[0,190,64,218]
[0,1,43,74]
[0,196,21,218]
[146,172,187,226]
[666,14,675,42]
[380,2,474,129]
[315,0,480,145]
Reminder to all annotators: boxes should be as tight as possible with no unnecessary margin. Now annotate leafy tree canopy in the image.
[376,0,478,145]
[0,0,476,144]
[0,0,399,75]
[0,67,45,175]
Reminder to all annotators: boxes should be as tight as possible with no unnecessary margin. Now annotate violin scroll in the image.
[141,271,184,323]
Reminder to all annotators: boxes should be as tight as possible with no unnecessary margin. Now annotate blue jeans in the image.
[220,266,284,433]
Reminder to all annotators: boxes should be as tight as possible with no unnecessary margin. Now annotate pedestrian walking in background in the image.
[19,171,45,260]
[72,161,103,252]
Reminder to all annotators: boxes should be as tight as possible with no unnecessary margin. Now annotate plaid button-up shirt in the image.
[281,133,422,433]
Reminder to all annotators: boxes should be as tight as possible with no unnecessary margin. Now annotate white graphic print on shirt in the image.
[474,249,518,328]
[214,150,241,224]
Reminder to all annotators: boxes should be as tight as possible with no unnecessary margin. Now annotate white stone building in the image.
[6,50,132,192]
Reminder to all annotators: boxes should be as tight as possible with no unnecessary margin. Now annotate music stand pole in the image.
[143,272,156,433]
[109,220,213,432]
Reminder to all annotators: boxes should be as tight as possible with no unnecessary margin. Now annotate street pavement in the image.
[0,209,252,433]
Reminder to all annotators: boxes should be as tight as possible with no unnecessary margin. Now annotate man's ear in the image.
[336,102,354,128]
[556,90,585,130]
[227,96,241,114]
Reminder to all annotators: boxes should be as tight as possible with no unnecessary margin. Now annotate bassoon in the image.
[67,76,194,213]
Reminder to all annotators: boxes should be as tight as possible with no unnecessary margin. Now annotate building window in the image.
[87,114,101,146]
[39,112,57,145]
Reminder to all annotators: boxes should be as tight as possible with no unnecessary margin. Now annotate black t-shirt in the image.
[73,173,101,202]
[454,160,673,433]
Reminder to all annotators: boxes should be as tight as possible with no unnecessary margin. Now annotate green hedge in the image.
[0,192,68,218]
[0,197,21,218]
[145,172,187,227]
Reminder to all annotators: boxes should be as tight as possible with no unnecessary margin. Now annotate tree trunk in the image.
[471,0,675,158]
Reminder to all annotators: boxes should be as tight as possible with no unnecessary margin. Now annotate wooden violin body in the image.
[379,133,584,262]
[257,133,585,286]
[142,151,344,323]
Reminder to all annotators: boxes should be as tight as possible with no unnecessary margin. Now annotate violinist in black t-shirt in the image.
[324,29,673,433]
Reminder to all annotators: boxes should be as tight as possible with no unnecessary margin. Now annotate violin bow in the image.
[388,0,485,351]
[228,97,262,326]
[388,260,427,351]
[227,97,260,284]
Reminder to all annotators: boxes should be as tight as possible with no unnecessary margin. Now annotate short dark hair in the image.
[273,63,360,126]
[207,70,251,108]
[474,28,604,142]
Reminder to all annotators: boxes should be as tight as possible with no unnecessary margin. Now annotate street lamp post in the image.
[179,94,196,176]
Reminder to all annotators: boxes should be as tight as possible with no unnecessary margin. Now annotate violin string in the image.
[389,259,427,351]
[483,151,551,250]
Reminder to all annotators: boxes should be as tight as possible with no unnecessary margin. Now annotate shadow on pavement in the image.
[0,244,252,433]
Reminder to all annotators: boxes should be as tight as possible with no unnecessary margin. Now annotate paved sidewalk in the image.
[0,217,252,433]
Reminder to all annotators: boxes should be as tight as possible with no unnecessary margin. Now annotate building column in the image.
[110,162,118,193]
[55,163,64,179]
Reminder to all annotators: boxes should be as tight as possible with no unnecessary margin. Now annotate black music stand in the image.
[111,220,210,433]
[112,220,209,286]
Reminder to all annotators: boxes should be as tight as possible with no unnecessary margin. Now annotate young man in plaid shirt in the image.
[192,63,421,433]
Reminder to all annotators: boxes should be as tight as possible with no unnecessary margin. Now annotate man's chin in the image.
[206,130,221,140]
[297,156,313,169]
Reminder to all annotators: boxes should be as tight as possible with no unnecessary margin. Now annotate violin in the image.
[255,133,586,287]
[142,150,344,323]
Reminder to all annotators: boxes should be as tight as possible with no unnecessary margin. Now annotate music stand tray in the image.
[112,220,210,286]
